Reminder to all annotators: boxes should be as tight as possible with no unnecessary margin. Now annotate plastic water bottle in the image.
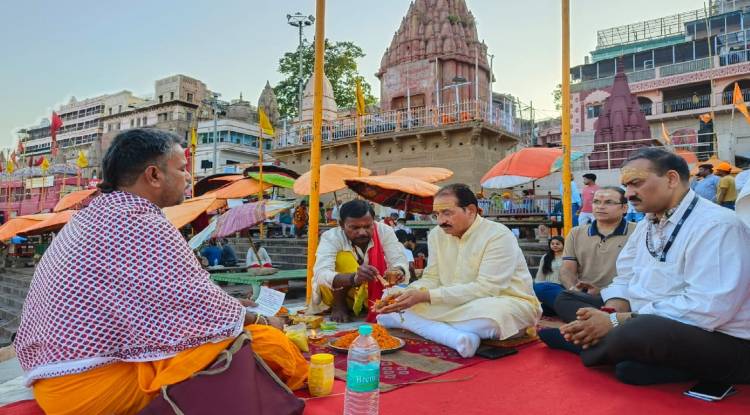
[343,324,381,415]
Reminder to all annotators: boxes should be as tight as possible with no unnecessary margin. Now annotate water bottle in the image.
[343,324,381,415]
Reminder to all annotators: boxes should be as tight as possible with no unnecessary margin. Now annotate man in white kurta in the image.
[376,184,541,357]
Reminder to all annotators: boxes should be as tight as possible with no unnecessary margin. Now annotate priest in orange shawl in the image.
[312,200,409,323]
[15,129,307,415]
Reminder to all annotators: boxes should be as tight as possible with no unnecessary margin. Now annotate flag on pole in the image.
[6,158,14,174]
[50,111,63,156]
[661,122,671,145]
[40,157,50,173]
[733,82,750,125]
[259,108,274,136]
[699,113,712,124]
[190,127,198,151]
[355,79,366,116]
[76,150,89,169]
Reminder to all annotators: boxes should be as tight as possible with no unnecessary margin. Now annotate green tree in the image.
[552,83,562,111]
[274,39,378,119]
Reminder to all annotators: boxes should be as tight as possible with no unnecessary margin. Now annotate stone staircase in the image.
[0,269,33,347]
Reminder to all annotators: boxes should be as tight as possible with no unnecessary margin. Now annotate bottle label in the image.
[346,361,380,392]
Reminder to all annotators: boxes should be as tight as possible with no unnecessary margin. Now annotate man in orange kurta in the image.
[14,129,307,414]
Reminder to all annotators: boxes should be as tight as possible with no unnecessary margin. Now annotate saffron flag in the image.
[40,157,50,173]
[76,151,88,169]
[733,82,750,125]
[50,111,63,156]
[259,108,274,136]
[661,122,671,145]
[190,128,198,151]
[699,113,712,124]
[355,79,366,116]
[6,159,14,174]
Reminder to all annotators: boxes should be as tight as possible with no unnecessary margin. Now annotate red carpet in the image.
[303,343,750,415]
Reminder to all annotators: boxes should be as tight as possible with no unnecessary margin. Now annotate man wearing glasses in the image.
[552,187,635,322]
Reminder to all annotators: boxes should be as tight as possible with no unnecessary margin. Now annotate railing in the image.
[478,194,559,218]
[274,100,523,149]
[661,93,711,114]
[721,50,750,66]
[658,57,713,77]
[720,87,750,104]
[570,68,655,93]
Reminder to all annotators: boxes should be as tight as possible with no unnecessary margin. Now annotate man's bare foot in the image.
[330,305,351,323]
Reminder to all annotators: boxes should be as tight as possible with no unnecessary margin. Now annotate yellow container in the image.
[308,353,335,397]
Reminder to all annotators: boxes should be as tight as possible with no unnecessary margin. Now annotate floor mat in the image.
[303,343,750,415]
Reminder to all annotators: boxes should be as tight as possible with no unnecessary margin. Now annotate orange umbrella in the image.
[0,214,55,241]
[19,210,78,236]
[481,148,564,188]
[163,197,220,229]
[294,164,372,195]
[345,175,439,214]
[388,167,453,184]
[204,178,272,200]
[690,155,742,176]
[675,149,698,166]
[54,189,98,212]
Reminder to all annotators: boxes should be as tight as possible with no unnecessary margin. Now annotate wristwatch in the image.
[609,313,619,328]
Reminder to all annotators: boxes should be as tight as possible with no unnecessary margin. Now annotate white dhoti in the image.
[377,310,501,358]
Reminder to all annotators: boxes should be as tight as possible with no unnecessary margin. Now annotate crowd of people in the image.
[10,128,750,413]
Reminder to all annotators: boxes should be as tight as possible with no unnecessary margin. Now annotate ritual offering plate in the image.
[327,324,406,354]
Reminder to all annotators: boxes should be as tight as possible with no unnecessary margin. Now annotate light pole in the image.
[488,53,495,123]
[202,92,225,174]
[287,12,315,121]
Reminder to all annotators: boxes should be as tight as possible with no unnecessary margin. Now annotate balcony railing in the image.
[478,194,559,218]
[658,57,713,77]
[570,68,655,93]
[720,87,750,105]
[274,100,523,149]
[661,94,711,114]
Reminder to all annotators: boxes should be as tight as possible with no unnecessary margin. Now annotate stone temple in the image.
[272,0,522,188]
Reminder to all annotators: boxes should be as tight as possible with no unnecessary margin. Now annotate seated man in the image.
[540,148,750,385]
[376,184,541,358]
[15,129,307,414]
[312,200,408,323]
[246,242,273,268]
[219,238,238,266]
[552,187,636,321]
[200,239,222,266]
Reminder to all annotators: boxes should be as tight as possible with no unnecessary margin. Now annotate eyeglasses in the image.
[592,200,625,206]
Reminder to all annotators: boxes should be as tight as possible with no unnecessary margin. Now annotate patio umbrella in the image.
[482,148,565,189]
[19,210,78,236]
[388,167,453,183]
[246,172,296,189]
[0,214,54,241]
[188,216,218,250]
[163,197,220,229]
[243,165,301,179]
[204,178,272,200]
[345,175,439,214]
[212,200,293,238]
[54,189,98,212]
[690,155,742,176]
[193,174,244,196]
[294,164,372,195]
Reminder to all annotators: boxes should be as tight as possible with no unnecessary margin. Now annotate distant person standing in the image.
[578,173,600,225]
[293,200,309,238]
[715,162,737,209]
[559,176,582,226]
[691,163,720,202]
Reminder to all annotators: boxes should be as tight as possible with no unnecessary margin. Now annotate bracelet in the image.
[260,315,268,325]
[253,313,261,324]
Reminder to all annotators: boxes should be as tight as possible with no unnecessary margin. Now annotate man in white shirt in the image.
[376,184,541,358]
[312,200,408,323]
[540,148,750,385]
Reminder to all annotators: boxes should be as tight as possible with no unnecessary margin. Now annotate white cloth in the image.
[601,190,750,340]
[408,216,541,339]
[738,175,750,228]
[377,311,488,358]
[311,221,409,307]
[245,247,272,267]
[735,169,750,193]
[403,247,414,263]
[578,212,595,226]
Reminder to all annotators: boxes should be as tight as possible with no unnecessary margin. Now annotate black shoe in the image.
[615,361,695,385]
[538,328,582,355]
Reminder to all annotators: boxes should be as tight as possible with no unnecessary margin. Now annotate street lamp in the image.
[202,92,226,174]
[287,12,315,122]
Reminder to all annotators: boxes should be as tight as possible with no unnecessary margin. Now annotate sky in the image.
[0,0,705,149]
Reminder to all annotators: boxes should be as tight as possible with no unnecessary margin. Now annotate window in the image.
[107,124,112,132]
[187,93,194,102]
[158,95,163,104]
[170,92,174,100]
[137,118,141,127]
[143,116,148,126]
[116,122,121,130]
[118,105,123,113]
[586,105,601,119]
[109,108,113,115]
[130,119,135,127]
[186,112,192,122]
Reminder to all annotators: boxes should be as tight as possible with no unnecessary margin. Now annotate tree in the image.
[274,39,378,119]
[552,83,562,111]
